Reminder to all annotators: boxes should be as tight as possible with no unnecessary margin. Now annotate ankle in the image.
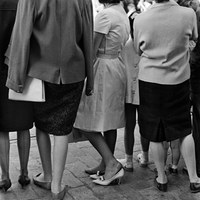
[20,169,28,176]
[156,174,168,184]
[51,182,63,193]
[1,173,10,181]
[142,152,149,161]
[125,154,133,163]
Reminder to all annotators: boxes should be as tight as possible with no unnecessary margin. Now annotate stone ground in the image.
[0,125,200,200]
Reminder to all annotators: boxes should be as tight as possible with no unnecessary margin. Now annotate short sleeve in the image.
[94,10,111,34]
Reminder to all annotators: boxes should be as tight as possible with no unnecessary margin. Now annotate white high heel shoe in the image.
[90,171,102,179]
[92,168,124,186]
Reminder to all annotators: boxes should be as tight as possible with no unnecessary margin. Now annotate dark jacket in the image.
[6,0,93,92]
[0,0,18,70]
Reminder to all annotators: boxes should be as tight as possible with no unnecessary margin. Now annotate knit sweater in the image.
[134,0,198,85]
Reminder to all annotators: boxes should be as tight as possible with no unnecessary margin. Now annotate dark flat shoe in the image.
[33,173,51,190]
[52,185,67,200]
[190,182,200,193]
[85,168,105,175]
[0,179,12,192]
[18,175,31,188]
[154,177,167,192]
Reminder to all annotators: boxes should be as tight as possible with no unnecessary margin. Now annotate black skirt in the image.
[138,80,191,142]
[0,67,34,131]
[34,81,84,136]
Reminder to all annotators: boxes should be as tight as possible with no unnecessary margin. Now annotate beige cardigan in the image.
[134,1,198,85]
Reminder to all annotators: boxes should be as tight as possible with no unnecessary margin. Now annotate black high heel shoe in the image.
[18,175,31,188]
[92,163,124,186]
[0,179,12,192]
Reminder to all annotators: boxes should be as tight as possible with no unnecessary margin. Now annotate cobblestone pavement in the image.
[1,125,200,200]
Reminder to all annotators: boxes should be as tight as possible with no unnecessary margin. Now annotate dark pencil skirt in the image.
[138,80,191,142]
[34,81,84,136]
[0,67,34,132]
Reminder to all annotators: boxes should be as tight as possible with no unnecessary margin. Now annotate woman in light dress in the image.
[74,0,130,185]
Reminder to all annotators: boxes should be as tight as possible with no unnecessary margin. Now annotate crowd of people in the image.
[1,0,200,199]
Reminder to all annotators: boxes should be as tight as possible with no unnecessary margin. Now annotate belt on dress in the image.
[97,53,119,59]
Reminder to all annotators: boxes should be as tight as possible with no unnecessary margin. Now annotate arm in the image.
[82,0,94,96]
[5,0,35,92]
[133,19,142,56]
[93,32,104,61]
[191,9,198,42]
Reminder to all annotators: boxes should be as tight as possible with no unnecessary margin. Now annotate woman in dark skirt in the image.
[5,0,94,199]
[134,0,200,193]
[0,0,33,192]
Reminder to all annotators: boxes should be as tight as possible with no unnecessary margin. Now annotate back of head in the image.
[99,0,121,3]
[154,0,169,3]
[177,0,200,11]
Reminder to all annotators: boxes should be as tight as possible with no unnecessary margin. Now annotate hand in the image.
[85,88,93,96]
[85,79,94,96]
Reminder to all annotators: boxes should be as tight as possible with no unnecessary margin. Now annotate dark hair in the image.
[122,0,140,12]
[177,0,191,7]
[155,0,169,3]
[99,0,121,3]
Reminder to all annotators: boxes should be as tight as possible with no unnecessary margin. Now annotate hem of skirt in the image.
[35,125,72,136]
[140,130,191,142]
[74,124,125,132]
[0,125,34,132]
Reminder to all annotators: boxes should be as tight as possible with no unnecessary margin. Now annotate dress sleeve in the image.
[5,0,36,92]
[133,16,142,56]
[94,10,111,34]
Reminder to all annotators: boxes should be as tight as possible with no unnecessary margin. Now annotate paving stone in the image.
[66,160,90,178]
[1,127,200,200]
[63,170,84,188]
[13,184,39,200]
[68,186,99,200]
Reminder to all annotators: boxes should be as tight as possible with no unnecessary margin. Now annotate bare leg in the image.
[51,135,68,193]
[85,130,117,173]
[83,131,120,180]
[35,128,52,182]
[0,132,10,180]
[163,141,169,167]
[180,134,200,183]
[17,130,30,176]
[170,139,180,167]
[150,141,167,184]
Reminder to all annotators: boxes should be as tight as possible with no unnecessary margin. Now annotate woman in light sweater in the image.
[134,0,200,192]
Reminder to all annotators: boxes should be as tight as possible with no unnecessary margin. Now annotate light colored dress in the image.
[121,36,140,105]
[74,4,130,132]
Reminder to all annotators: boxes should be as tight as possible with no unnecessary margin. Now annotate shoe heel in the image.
[113,178,122,185]
[110,177,122,185]
[117,178,122,185]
